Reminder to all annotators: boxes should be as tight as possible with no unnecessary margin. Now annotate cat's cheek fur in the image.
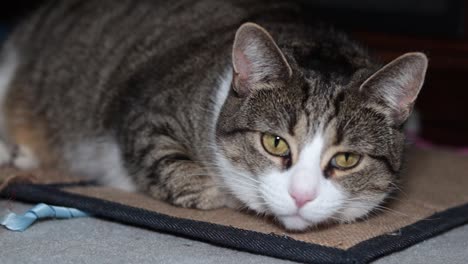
[214,152,267,213]
[260,170,297,215]
[337,193,388,223]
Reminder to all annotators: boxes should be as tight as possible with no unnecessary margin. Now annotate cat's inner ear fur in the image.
[232,22,292,97]
[360,52,428,125]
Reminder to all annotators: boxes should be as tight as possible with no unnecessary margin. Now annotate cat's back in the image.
[7,0,245,97]
[8,0,298,84]
[4,0,301,126]
[0,0,310,166]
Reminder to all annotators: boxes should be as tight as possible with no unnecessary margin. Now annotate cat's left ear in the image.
[232,22,292,97]
[360,52,428,125]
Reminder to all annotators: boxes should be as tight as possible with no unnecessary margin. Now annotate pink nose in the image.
[290,190,317,208]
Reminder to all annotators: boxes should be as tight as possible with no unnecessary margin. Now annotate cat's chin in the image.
[278,215,311,231]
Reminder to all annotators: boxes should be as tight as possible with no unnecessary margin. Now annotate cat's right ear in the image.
[232,22,292,97]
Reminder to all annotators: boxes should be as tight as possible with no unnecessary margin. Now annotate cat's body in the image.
[0,0,427,230]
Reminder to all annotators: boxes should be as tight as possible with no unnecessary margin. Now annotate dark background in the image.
[1,0,467,147]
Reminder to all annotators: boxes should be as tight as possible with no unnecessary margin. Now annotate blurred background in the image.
[1,0,467,147]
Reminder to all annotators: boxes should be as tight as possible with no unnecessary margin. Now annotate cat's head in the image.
[215,23,427,231]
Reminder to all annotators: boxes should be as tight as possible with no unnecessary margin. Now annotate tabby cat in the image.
[0,0,427,230]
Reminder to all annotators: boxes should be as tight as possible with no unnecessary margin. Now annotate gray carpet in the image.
[1,201,467,264]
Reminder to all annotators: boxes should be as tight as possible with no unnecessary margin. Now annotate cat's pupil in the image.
[344,153,350,161]
[274,137,281,148]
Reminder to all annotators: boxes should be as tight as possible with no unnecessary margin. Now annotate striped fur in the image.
[0,0,427,228]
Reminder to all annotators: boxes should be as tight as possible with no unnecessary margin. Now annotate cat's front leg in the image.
[127,134,227,210]
[149,156,227,210]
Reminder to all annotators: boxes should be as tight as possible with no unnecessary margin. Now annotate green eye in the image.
[331,153,361,170]
[261,134,290,157]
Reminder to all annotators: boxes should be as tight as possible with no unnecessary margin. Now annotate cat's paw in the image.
[0,142,38,170]
[172,185,227,210]
[13,145,39,170]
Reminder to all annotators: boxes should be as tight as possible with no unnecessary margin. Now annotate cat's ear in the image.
[232,22,292,97]
[360,52,428,125]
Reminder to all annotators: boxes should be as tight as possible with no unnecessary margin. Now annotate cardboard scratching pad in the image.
[1,147,468,263]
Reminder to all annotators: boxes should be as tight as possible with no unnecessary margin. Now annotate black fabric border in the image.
[2,183,468,264]
[348,202,468,263]
[1,183,352,264]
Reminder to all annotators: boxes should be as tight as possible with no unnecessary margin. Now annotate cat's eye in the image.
[261,134,290,157]
[330,153,361,170]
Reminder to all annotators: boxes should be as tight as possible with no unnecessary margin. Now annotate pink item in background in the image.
[407,132,468,155]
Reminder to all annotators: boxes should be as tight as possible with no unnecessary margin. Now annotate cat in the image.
[0,0,427,231]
